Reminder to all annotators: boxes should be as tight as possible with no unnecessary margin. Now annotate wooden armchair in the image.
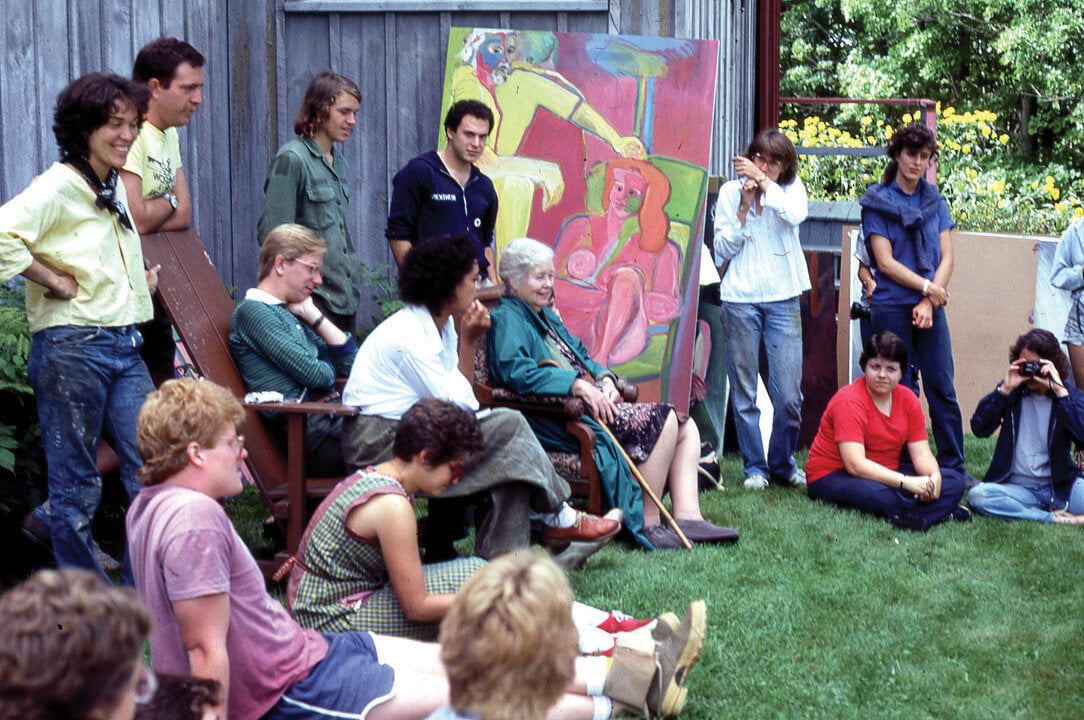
[140,229,357,577]
[470,288,637,515]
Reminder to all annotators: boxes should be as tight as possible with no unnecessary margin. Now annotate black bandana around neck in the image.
[63,153,134,232]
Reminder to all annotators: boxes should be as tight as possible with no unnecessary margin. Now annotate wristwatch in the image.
[162,192,178,212]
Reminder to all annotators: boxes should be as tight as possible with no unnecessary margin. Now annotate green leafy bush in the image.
[0,281,44,516]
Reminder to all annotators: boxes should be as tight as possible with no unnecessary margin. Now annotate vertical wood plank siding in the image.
[0,0,756,324]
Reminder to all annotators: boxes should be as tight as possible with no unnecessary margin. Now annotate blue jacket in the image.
[385,151,497,277]
[970,384,1084,487]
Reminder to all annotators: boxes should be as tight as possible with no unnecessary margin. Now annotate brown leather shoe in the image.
[542,510,621,544]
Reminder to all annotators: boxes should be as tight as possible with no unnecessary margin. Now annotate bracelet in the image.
[921,279,930,296]
[310,314,326,330]
[898,475,904,489]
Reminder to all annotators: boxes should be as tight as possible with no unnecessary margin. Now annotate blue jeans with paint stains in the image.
[28,325,154,582]
[720,298,804,479]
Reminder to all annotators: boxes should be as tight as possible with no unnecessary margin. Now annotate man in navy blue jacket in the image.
[387,100,499,282]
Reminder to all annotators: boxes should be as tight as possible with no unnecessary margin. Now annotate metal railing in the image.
[779,96,939,181]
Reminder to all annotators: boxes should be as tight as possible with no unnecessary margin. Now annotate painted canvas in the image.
[440,28,720,407]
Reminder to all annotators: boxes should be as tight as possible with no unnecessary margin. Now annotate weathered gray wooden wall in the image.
[1,0,757,324]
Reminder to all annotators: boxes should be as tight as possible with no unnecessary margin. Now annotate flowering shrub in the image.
[781,106,1083,235]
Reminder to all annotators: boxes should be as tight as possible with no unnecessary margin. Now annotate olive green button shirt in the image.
[258,136,360,317]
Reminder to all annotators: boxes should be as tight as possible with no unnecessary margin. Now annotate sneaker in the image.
[890,514,931,532]
[20,506,51,547]
[951,506,973,522]
[743,474,769,490]
[597,611,655,635]
[646,600,707,717]
[786,468,807,487]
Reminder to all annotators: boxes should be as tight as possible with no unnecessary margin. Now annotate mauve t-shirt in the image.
[128,484,328,720]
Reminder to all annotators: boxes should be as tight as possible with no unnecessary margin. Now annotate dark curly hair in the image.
[881,123,938,185]
[860,331,909,371]
[0,569,151,720]
[53,73,149,160]
[1009,328,1070,383]
[444,99,494,134]
[398,234,479,315]
[393,398,486,466]
[134,673,222,720]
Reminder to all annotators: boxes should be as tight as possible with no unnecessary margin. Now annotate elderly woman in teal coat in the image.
[487,237,738,550]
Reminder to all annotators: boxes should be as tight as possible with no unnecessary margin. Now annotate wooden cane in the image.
[596,421,693,550]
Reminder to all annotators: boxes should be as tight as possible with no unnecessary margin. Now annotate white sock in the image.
[543,503,580,528]
[592,695,613,720]
[579,656,608,696]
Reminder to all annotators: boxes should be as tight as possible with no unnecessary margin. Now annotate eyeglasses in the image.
[472,275,484,288]
[289,258,323,277]
[754,153,783,169]
[134,666,158,706]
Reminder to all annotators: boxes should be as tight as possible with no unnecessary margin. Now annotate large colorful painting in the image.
[440,28,719,407]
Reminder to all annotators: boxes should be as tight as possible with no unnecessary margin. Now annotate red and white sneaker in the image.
[597,611,655,635]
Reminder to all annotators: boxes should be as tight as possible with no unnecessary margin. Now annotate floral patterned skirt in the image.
[611,402,674,464]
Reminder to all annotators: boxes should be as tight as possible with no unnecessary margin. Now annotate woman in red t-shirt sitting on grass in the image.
[805,331,970,531]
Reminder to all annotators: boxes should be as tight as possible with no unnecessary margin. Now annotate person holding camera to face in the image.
[969,329,1084,525]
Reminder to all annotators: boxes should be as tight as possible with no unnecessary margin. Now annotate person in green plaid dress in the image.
[287,398,487,640]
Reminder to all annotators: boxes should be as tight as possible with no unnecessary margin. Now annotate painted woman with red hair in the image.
[553,157,681,366]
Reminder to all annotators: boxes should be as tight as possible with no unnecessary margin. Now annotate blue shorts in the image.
[265,632,396,719]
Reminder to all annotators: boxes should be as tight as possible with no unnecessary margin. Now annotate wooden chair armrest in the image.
[244,400,359,417]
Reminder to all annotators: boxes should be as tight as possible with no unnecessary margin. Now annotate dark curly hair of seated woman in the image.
[398,233,479,315]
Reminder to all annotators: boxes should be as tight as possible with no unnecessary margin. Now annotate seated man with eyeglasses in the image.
[229,222,357,476]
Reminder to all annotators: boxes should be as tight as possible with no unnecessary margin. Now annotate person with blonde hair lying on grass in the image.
[428,550,707,720]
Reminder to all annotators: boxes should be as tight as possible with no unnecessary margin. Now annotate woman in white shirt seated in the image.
[340,233,619,566]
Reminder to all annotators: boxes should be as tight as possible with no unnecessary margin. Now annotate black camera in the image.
[1019,360,1042,377]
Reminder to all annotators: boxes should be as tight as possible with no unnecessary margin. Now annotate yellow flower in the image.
[999,134,1010,144]
[961,144,972,154]
[997,199,1008,208]
[902,112,913,123]
[1076,207,1084,218]
[943,106,955,117]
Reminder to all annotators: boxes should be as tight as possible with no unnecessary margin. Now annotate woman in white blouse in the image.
[713,129,810,490]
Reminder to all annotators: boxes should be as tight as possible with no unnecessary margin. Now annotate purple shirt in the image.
[127,484,328,720]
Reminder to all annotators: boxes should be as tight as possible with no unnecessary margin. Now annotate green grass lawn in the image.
[566,440,1083,719]
[229,434,1083,720]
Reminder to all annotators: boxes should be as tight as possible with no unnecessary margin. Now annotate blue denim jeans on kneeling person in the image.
[28,324,155,583]
[720,298,803,479]
[870,302,965,473]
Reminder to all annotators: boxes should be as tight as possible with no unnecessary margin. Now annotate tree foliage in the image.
[781,0,1084,167]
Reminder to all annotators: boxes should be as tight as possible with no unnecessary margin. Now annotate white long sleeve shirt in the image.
[712,175,811,303]
[342,303,479,419]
